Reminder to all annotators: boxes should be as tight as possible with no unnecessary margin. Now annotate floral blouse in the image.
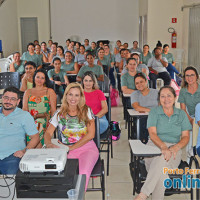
[50,108,94,145]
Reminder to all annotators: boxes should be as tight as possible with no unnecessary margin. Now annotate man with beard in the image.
[0,87,39,174]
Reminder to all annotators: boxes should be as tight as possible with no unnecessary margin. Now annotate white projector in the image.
[19,148,67,173]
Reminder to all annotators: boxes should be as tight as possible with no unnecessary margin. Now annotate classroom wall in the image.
[50,0,139,50]
[16,0,50,53]
[0,0,19,57]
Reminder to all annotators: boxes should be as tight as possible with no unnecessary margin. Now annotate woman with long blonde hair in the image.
[44,82,99,190]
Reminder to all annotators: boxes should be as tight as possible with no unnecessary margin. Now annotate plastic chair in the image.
[0,72,20,89]
[87,116,105,200]
[0,58,10,72]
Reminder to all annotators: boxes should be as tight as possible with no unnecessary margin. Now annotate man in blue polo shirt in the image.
[0,87,39,174]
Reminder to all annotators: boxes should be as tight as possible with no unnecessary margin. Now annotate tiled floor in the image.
[85,98,192,200]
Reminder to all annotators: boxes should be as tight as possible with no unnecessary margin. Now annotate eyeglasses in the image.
[185,74,196,78]
[2,96,18,102]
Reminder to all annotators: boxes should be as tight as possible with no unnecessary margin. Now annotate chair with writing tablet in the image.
[129,140,200,199]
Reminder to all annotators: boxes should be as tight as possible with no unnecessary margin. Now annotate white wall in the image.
[17,0,50,53]
[147,0,183,51]
[50,0,139,49]
[139,0,148,16]
[0,0,19,57]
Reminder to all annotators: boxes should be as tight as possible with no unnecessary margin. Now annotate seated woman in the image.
[131,73,158,112]
[131,73,158,142]
[140,44,152,65]
[114,40,122,55]
[56,45,65,63]
[76,52,104,82]
[97,47,110,68]
[9,52,25,75]
[35,44,48,63]
[61,51,79,74]
[135,86,191,200]
[20,61,37,92]
[44,83,99,190]
[121,58,141,94]
[82,71,109,134]
[162,44,181,81]
[74,45,86,69]
[21,43,42,69]
[48,57,69,98]
[23,69,57,148]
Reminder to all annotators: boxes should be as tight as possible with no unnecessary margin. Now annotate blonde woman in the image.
[44,82,99,190]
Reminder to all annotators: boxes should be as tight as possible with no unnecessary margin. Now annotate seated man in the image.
[0,87,39,174]
[147,47,171,89]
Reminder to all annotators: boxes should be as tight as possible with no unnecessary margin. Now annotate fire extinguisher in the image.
[171,31,177,48]
[168,27,177,48]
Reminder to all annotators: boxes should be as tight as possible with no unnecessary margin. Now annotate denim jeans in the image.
[99,115,109,134]
[0,154,21,174]
[166,63,179,79]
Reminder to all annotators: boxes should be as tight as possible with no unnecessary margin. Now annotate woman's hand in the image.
[169,145,180,160]
[58,140,72,151]
[161,146,172,161]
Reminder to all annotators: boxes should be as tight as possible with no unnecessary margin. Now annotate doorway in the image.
[20,17,38,53]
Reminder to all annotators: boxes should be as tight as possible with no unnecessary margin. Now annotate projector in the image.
[19,148,67,173]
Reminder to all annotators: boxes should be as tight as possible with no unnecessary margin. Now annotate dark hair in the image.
[133,41,138,44]
[66,39,71,42]
[117,40,121,43]
[134,73,147,84]
[35,44,41,48]
[153,47,161,53]
[53,57,61,63]
[98,47,105,53]
[158,86,176,103]
[34,40,39,43]
[24,61,37,69]
[48,39,53,43]
[91,41,96,45]
[86,52,94,58]
[84,39,89,42]
[182,66,199,88]
[120,48,126,54]
[51,42,58,47]
[65,51,73,56]
[163,44,169,49]
[57,45,64,54]
[156,40,162,47]
[13,51,20,56]
[82,71,99,90]
[3,86,20,99]
[76,42,81,47]
[41,41,46,45]
[143,44,149,49]
[131,53,140,58]
[80,45,85,49]
[33,69,50,88]
[124,42,128,46]
[127,57,137,65]
[27,42,35,50]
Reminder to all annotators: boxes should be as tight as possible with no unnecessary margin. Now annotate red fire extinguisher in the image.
[171,31,177,48]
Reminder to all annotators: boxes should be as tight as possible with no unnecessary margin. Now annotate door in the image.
[20,17,38,53]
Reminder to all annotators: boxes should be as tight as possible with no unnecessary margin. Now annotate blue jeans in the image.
[166,63,179,79]
[99,115,109,134]
[0,154,21,174]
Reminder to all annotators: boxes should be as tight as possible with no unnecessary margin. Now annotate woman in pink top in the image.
[82,71,109,134]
